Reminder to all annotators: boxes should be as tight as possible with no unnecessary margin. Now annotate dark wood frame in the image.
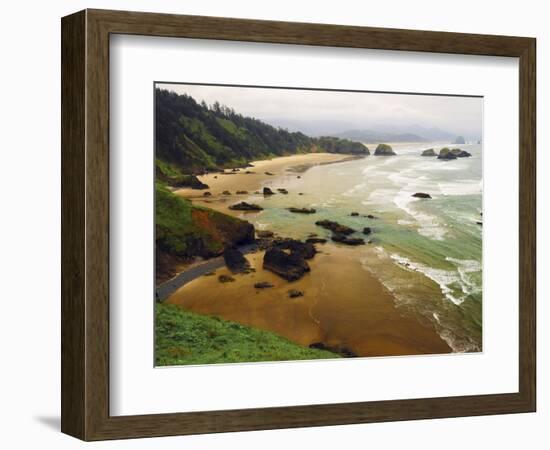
[61,8,536,441]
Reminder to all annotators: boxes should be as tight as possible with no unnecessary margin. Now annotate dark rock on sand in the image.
[229,202,263,211]
[254,281,274,289]
[222,190,231,195]
[421,148,436,156]
[277,188,289,194]
[236,190,248,194]
[374,143,396,156]
[218,274,235,283]
[203,191,212,197]
[363,227,372,235]
[263,247,310,281]
[437,148,458,160]
[263,187,275,195]
[265,172,275,176]
[315,220,355,235]
[350,212,359,216]
[288,207,316,214]
[412,192,432,199]
[288,289,304,298]
[273,238,317,260]
[331,234,365,246]
[306,237,328,244]
[223,246,250,273]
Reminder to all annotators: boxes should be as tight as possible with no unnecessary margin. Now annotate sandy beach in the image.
[166,152,452,357]
[174,153,356,214]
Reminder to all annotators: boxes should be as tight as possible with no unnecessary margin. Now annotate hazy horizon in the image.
[158,83,483,141]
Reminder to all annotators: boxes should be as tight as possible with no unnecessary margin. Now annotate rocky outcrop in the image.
[412,192,432,199]
[263,247,310,281]
[350,212,359,216]
[222,190,231,195]
[421,148,436,156]
[363,227,372,235]
[450,148,472,158]
[229,202,263,211]
[331,234,365,246]
[437,148,457,160]
[374,143,396,156]
[315,220,355,235]
[273,238,317,260]
[288,207,316,214]
[203,191,212,197]
[454,136,466,144]
[223,246,250,273]
[263,187,275,195]
[277,188,289,194]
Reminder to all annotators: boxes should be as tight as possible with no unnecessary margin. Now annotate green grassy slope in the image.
[156,303,340,365]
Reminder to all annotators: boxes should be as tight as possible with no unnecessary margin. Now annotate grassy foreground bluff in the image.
[156,303,340,365]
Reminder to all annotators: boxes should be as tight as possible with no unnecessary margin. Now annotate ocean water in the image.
[243,143,482,353]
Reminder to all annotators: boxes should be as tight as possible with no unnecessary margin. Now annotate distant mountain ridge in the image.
[335,129,427,143]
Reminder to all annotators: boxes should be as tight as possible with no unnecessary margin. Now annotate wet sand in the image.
[167,245,451,357]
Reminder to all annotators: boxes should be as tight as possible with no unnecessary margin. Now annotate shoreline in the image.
[174,152,360,215]
[165,152,452,357]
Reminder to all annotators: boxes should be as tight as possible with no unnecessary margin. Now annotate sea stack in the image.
[437,148,458,160]
[421,148,436,156]
[454,136,466,144]
[374,143,396,156]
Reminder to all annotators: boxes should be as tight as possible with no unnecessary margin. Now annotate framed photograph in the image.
[61,9,536,441]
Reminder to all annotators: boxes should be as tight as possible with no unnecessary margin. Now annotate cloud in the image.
[158,83,482,138]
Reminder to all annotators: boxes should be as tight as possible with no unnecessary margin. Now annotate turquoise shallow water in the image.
[240,143,482,352]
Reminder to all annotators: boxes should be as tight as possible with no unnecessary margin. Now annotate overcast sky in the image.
[158,83,482,139]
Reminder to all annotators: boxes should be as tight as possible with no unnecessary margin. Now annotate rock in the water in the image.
[315,220,355,235]
[263,187,275,195]
[218,274,235,283]
[476,221,483,226]
[254,281,274,289]
[437,148,458,160]
[363,227,372,235]
[288,207,316,214]
[256,230,274,238]
[350,212,359,216]
[412,192,432,199]
[331,234,365,246]
[306,237,328,244]
[374,143,396,156]
[288,289,304,298]
[236,190,248,194]
[450,148,472,158]
[366,214,377,219]
[454,136,466,144]
[229,202,263,211]
[277,188,289,194]
[263,247,310,281]
[421,148,436,156]
[222,190,231,195]
[203,191,212,197]
[223,246,250,273]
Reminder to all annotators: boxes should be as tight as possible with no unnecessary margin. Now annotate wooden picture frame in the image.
[61,9,536,441]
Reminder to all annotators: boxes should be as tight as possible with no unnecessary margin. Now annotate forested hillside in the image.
[155,88,368,174]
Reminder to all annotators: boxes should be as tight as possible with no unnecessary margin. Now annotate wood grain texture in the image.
[60,8,537,441]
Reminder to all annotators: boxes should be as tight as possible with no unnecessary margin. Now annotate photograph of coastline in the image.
[154,83,483,366]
